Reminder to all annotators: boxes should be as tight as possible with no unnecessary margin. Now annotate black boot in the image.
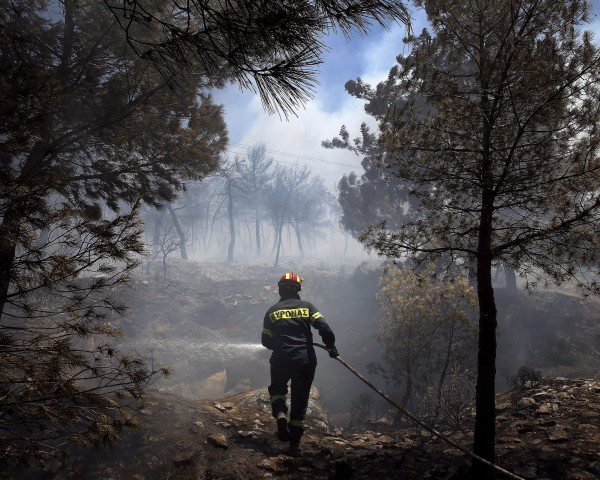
[288,439,302,456]
[276,412,290,442]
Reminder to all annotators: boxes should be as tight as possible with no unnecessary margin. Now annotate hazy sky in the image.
[212,3,600,189]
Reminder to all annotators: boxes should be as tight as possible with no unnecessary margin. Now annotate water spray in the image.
[313,343,525,480]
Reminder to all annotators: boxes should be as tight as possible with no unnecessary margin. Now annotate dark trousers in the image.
[268,361,316,441]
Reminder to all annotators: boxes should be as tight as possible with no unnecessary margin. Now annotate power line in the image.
[225,147,358,177]
[229,142,360,169]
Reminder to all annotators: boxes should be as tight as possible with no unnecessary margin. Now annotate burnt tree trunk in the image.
[473,249,497,478]
[255,207,261,256]
[226,178,235,263]
[505,263,517,291]
[166,202,188,260]
[293,221,304,258]
[472,119,497,477]
[274,214,284,268]
[0,140,50,320]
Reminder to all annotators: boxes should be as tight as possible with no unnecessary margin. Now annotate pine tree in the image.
[330,1,600,476]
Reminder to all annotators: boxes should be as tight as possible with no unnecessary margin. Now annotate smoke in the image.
[114,256,598,426]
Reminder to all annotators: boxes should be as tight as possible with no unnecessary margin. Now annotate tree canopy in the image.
[103,0,412,115]
[1,0,228,315]
[329,0,600,476]
[0,0,224,468]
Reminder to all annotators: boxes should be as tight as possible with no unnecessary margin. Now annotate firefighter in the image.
[261,272,338,455]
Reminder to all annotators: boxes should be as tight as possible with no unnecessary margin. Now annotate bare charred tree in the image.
[289,175,332,258]
[268,171,292,267]
[214,159,243,263]
[266,165,315,266]
[155,218,183,277]
[165,202,188,260]
[226,174,236,263]
[170,177,228,255]
[234,144,275,256]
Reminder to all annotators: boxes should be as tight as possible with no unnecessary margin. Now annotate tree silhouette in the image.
[234,144,275,256]
[0,1,221,468]
[103,0,411,116]
[331,1,600,475]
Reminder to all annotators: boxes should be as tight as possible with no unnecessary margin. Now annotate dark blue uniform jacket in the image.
[261,293,335,365]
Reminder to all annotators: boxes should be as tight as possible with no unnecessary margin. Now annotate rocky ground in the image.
[8,259,599,480]
[20,376,598,480]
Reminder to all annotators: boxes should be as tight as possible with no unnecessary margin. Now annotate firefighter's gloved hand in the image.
[328,346,339,358]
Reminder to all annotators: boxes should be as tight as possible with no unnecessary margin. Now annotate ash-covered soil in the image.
[9,259,599,479]
[23,376,600,480]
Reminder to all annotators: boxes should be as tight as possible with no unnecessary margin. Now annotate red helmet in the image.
[278,272,303,291]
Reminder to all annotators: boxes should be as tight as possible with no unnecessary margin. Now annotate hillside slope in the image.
[13,376,599,480]
[9,259,599,479]
[112,260,600,410]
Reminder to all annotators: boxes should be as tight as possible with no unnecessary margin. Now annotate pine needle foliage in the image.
[328,0,600,474]
[103,0,412,116]
[1,1,222,471]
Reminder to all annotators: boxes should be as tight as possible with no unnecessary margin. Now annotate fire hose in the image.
[313,343,525,480]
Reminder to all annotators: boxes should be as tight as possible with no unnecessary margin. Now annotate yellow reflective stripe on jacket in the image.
[269,308,310,322]
[289,419,305,427]
[262,328,272,337]
[310,312,323,324]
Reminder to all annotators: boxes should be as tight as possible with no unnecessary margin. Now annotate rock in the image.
[172,452,194,466]
[537,403,553,414]
[531,391,548,399]
[258,459,276,471]
[314,420,329,430]
[518,397,536,408]
[213,402,227,412]
[376,435,395,445]
[371,417,393,426]
[197,370,227,400]
[547,426,568,442]
[216,421,232,428]
[207,433,229,449]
